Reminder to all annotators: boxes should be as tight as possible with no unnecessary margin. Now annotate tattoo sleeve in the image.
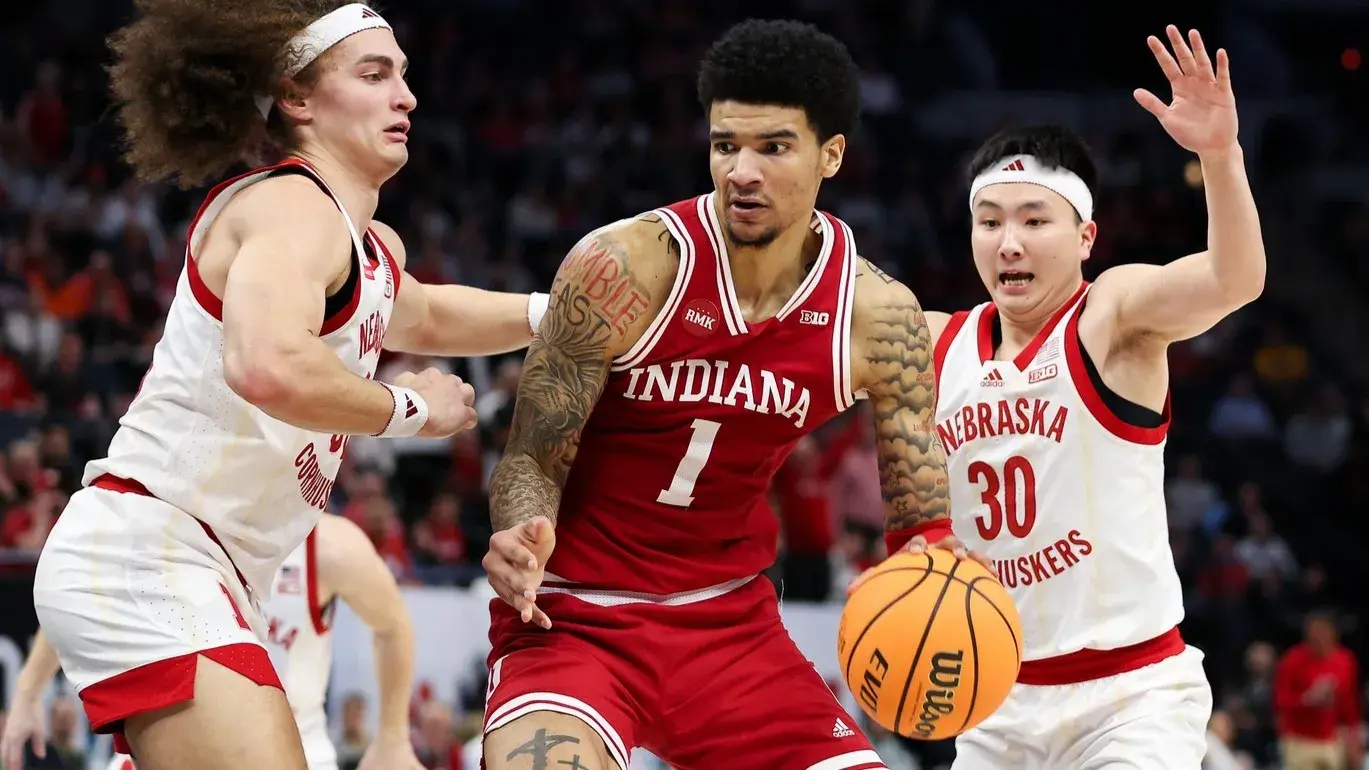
[488,232,654,532]
[864,284,952,533]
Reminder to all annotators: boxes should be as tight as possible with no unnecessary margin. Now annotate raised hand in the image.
[1134,26,1238,156]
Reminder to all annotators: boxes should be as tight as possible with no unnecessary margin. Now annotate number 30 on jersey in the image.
[968,456,1038,540]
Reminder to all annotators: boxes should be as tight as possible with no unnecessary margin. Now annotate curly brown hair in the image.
[107,0,367,189]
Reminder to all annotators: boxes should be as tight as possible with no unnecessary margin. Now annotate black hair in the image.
[966,124,1099,196]
[696,19,861,142]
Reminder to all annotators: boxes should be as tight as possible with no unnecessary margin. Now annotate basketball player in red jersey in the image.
[868,27,1266,768]
[31,3,547,770]
[475,19,950,770]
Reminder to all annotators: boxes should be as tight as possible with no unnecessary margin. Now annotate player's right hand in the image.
[391,368,477,438]
[484,516,556,629]
[1,695,48,768]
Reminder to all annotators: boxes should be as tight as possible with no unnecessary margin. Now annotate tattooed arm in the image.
[483,217,675,625]
[489,219,672,528]
[850,258,951,539]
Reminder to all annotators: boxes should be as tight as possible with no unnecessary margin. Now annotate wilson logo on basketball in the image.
[682,299,720,337]
[912,650,964,738]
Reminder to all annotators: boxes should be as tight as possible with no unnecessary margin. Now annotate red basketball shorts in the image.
[483,575,888,770]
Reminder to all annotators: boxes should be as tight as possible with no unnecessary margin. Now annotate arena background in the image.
[0,0,1366,768]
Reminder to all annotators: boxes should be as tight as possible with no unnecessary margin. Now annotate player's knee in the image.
[484,712,616,770]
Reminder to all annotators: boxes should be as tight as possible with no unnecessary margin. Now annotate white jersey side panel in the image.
[262,531,337,768]
[934,289,1184,661]
[84,160,399,595]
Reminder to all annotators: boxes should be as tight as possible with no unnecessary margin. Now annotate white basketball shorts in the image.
[33,480,282,753]
[951,646,1212,769]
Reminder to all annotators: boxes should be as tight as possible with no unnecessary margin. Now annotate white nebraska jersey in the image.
[933,283,1184,662]
[262,530,337,768]
[84,158,400,595]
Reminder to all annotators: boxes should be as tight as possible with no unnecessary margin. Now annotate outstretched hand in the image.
[1134,25,1238,156]
[483,516,556,629]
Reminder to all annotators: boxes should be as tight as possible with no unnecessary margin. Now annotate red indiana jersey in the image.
[548,193,861,595]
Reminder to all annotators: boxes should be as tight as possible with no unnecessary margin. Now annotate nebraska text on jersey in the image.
[936,397,1068,452]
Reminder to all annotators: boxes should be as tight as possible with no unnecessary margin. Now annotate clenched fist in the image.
[392,368,477,438]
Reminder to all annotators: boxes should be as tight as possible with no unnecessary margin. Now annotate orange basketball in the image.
[837,548,1023,740]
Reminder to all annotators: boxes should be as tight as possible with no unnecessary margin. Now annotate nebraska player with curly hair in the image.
[32,2,547,768]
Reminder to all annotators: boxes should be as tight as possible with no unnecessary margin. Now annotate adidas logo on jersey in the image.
[832,718,855,738]
[980,369,1005,388]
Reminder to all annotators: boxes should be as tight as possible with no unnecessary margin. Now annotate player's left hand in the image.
[1134,26,1238,156]
[484,516,556,629]
[846,534,994,597]
[355,735,425,770]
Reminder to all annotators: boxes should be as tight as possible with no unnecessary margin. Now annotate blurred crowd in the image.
[1,1,1367,768]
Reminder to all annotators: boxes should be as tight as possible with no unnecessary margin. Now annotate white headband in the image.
[968,154,1094,221]
[255,3,393,118]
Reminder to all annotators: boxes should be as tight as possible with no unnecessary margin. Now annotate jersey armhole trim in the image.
[775,212,835,322]
[1062,296,1171,445]
[184,169,278,323]
[368,227,402,299]
[934,310,972,385]
[832,217,860,412]
[611,208,696,371]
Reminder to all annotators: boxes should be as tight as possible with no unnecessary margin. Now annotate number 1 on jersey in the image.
[657,418,722,508]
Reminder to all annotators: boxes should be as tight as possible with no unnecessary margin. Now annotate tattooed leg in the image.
[485,713,619,770]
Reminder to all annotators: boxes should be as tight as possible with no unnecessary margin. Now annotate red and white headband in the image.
[968,154,1094,221]
[256,3,393,118]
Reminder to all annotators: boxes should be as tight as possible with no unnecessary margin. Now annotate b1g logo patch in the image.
[682,299,720,337]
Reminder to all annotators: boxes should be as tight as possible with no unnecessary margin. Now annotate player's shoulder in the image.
[559,214,679,302]
[849,256,924,330]
[852,257,959,342]
[218,173,350,248]
[1082,263,1152,320]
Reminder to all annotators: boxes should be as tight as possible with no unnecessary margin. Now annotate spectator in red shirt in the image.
[356,498,415,584]
[412,492,467,567]
[1274,611,1363,770]
[0,349,38,412]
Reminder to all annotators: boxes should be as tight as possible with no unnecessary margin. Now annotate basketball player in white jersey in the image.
[7,514,421,770]
[31,3,549,770]
[854,26,1265,768]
